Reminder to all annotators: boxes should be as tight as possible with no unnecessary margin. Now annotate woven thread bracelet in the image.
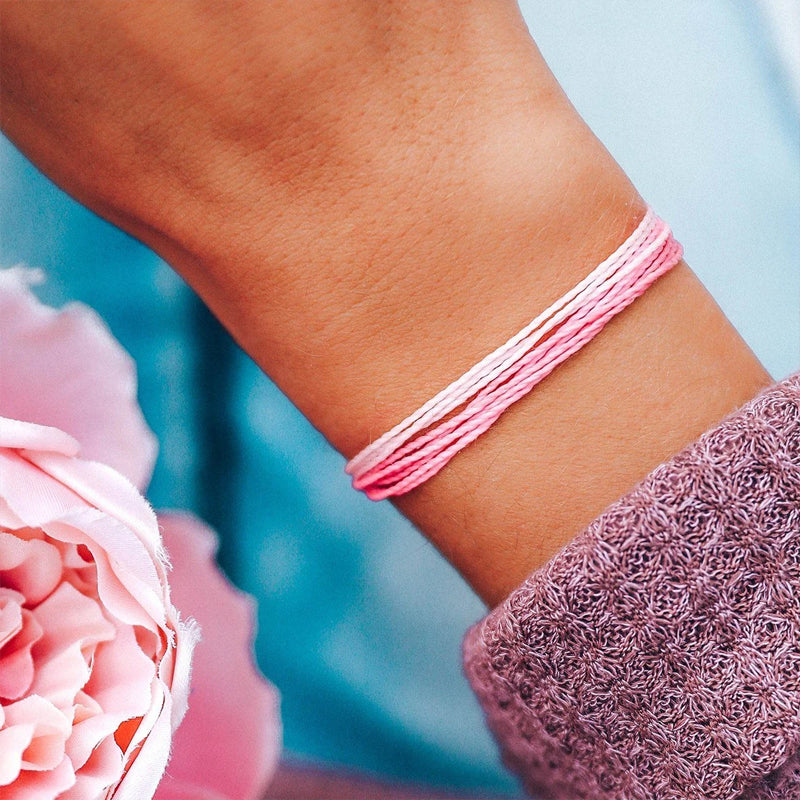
[346,207,683,500]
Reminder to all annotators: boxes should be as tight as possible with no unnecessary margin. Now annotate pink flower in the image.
[0,268,157,492]
[0,268,281,799]
[0,415,196,799]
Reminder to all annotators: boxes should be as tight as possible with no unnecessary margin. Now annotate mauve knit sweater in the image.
[462,372,800,800]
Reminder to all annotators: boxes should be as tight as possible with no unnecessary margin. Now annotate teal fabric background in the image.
[1,2,797,795]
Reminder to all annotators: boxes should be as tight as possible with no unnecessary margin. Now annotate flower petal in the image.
[0,724,35,785]
[0,449,169,629]
[58,735,123,800]
[150,780,229,800]
[3,754,76,800]
[76,621,156,764]
[154,513,281,800]
[108,688,173,800]
[0,531,63,606]
[0,268,157,491]
[0,602,44,701]
[2,695,72,774]
[0,589,24,648]
[0,418,79,459]
[30,582,115,672]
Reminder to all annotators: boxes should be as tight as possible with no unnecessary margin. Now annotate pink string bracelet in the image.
[346,207,683,500]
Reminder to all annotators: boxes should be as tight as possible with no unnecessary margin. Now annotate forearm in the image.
[179,219,769,608]
[154,122,771,602]
[0,1,770,605]
[149,9,768,604]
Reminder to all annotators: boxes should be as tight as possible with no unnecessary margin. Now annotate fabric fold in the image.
[463,372,800,799]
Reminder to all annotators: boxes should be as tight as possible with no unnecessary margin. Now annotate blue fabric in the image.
[0,2,797,795]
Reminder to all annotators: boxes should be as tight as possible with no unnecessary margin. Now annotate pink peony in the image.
[0,414,196,799]
[0,268,281,799]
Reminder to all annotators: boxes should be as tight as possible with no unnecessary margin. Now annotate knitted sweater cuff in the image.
[463,372,800,800]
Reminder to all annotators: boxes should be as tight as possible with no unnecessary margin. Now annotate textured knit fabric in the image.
[463,372,800,800]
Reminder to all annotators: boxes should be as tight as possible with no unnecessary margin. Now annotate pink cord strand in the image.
[346,208,683,499]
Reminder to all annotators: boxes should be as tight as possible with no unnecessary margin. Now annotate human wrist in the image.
[137,28,769,607]
[167,106,643,454]
[151,19,641,428]
[162,100,769,608]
